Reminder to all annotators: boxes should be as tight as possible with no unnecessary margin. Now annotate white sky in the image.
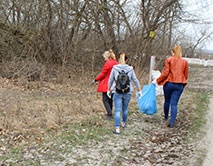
[184,0,213,50]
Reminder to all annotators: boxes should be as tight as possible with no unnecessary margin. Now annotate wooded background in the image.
[0,0,212,83]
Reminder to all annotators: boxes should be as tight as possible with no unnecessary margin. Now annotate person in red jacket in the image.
[93,50,118,120]
[157,45,188,128]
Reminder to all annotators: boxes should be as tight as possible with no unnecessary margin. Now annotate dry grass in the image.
[0,76,105,145]
[0,67,148,147]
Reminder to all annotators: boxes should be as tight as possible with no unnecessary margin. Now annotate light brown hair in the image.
[119,53,128,64]
[172,45,182,58]
[103,50,116,60]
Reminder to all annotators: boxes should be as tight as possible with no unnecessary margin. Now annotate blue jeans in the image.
[163,82,184,125]
[113,93,131,128]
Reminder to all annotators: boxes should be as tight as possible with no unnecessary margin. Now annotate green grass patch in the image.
[59,119,112,146]
[26,160,41,166]
[11,147,20,154]
[185,92,209,140]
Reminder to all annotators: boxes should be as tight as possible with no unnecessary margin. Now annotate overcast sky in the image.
[185,0,213,50]
[130,0,213,50]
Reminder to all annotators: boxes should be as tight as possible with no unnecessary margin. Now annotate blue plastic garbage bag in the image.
[136,84,157,115]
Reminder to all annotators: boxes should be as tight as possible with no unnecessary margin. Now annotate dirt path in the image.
[186,66,213,166]
[203,97,213,166]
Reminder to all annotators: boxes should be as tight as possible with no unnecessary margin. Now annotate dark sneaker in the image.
[164,116,168,121]
[105,114,112,117]
[164,118,168,121]
[105,116,113,120]
[168,124,174,128]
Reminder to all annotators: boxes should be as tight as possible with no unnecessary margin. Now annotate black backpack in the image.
[115,69,132,93]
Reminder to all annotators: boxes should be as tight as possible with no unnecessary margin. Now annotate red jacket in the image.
[96,59,118,92]
[157,56,188,86]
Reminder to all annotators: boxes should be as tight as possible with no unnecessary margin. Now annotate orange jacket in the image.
[156,56,188,86]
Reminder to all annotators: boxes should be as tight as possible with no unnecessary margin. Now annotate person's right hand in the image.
[137,91,142,99]
[152,79,157,84]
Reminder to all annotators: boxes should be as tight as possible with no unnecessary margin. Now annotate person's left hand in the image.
[107,91,112,98]
[92,79,97,84]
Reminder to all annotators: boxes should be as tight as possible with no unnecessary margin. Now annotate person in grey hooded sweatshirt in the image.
[108,53,141,134]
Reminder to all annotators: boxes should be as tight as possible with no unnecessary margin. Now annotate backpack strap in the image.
[126,69,133,81]
[113,68,133,74]
[113,68,120,74]
[126,69,133,74]
[113,68,133,81]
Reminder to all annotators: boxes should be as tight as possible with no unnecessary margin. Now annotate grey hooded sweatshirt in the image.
[108,64,141,94]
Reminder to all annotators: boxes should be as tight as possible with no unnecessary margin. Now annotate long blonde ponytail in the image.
[119,53,128,64]
[172,45,182,58]
[103,50,116,60]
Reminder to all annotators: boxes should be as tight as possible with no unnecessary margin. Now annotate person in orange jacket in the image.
[157,45,188,128]
[93,50,118,120]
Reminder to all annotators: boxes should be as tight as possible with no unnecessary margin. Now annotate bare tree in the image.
[0,0,212,81]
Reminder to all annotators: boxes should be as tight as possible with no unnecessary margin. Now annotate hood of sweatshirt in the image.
[113,64,133,72]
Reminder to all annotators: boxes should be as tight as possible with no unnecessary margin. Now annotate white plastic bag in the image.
[151,70,163,96]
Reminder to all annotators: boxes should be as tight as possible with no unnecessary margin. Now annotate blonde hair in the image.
[119,53,127,64]
[103,50,116,60]
[172,45,182,58]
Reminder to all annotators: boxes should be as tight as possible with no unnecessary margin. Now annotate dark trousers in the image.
[102,92,113,116]
[163,82,184,125]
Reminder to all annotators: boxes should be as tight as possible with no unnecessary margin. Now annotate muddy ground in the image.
[0,65,212,166]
